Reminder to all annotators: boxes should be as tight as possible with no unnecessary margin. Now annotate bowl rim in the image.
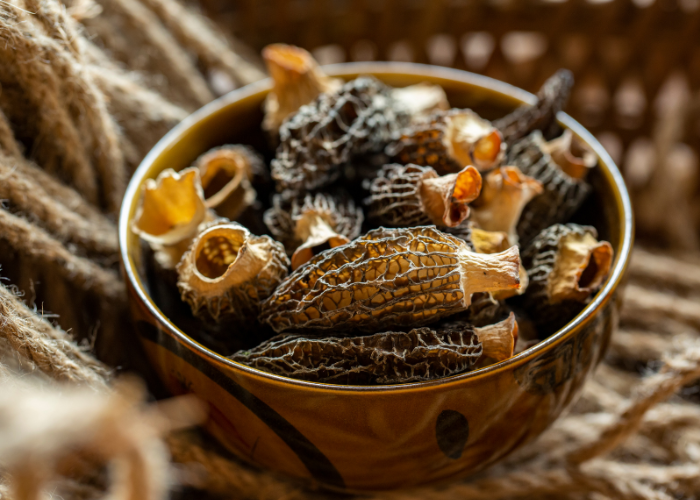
[119,61,634,393]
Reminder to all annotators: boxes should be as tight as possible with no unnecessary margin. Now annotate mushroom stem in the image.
[542,130,596,180]
[291,213,350,270]
[196,147,257,221]
[474,313,517,362]
[444,110,505,171]
[471,166,543,245]
[492,264,530,300]
[548,232,614,304]
[419,166,482,227]
[458,246,521,306]
[262,44,342,132]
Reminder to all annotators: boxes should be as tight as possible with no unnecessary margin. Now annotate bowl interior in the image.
[120,63,633,388]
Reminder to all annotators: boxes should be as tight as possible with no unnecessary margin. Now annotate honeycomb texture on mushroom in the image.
[231,323,484,384]
[271,76,406,194]
[365,164,481,229]
[494,69,574,146]
[259,225,521,334]
[507,132,591,245]
[365,164,437,227]
[465,292,512,327]
[263,191,364,256]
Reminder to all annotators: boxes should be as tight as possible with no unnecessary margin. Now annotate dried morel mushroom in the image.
[521,224,613,335]
[231,314,517,384]
[260,226,521,334]
[470,166,543,246]
[494,69,574,146]
[387,109,505,175]
[194,145,264,221]
[262,44,343,135]
[541,130,597,180]
[264,192,364,270]
[272,76,405,194]
[463,292,512,328]
[132,167,210,270]
[365,164,481,228]
[506,131,592,245]
[177,222,289,324]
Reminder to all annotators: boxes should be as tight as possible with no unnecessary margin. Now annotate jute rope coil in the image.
[0,0,699,498]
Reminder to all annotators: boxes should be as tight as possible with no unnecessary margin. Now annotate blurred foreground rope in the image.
[0,0,699,499]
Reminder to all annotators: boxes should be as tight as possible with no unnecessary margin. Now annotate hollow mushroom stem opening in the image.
[291,213,350,270]
[458,246,521,307]
[548,232,614,304]
[191,225,266,288]
[471,166,543,245]
[474,312,517,362]
[262,44,342,132]
[542,130,597,180]
[132,168,207,246]
[419,166,482,227]
[470,228,510,254]
[444,110,505,172]
[195,147,258,221]
[472,130,504,170]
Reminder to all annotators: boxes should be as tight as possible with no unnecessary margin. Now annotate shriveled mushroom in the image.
[194,145,264,221]
[365,164,482,228]
[231,313,516,384]
[264,192,364,270]
[262,44,343,134]
[260,226,521,334]
[470,166,543,246]
[450,226,527,300]
[507,131,592,245]
[521,224,613,335]
[387,108,505,174]
[273,76,405,194]
[177,222,289,324]
[131,168,211,270]
[541,130,597,180]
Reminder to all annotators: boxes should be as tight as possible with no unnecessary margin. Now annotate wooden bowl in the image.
[119,63,633,492]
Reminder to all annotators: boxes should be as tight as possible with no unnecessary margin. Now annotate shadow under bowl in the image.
[119,63,634,492]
